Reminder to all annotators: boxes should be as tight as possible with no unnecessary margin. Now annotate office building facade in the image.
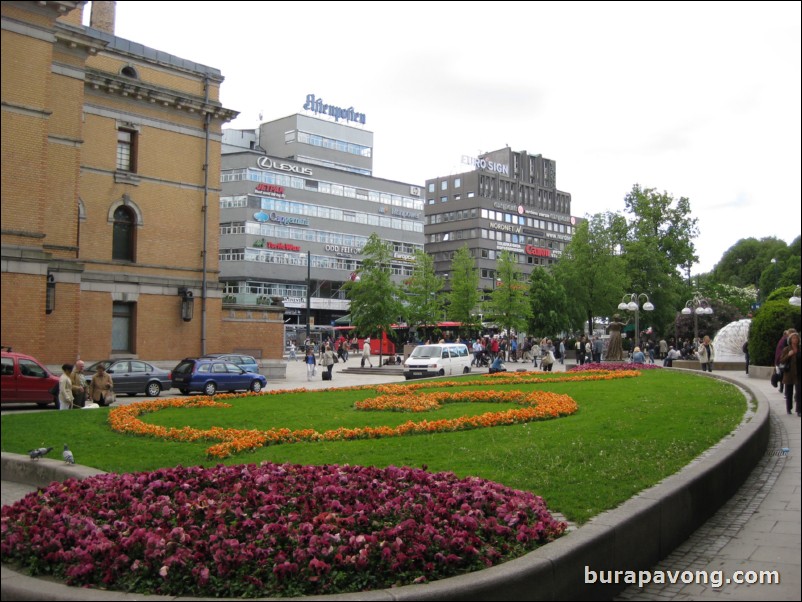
[220,112,425,337]
[424,147,575,294]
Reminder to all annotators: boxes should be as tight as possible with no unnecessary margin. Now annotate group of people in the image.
[304,336,376,381]
[58,360,114,410]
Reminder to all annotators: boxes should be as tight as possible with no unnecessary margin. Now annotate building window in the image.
[112,302,135,353]
[112,206,136,261]
[117,129,137,172]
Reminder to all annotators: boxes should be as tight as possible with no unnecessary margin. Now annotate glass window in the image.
[112,206,136,261]
[116,129,136,172]
[112,302,134,353]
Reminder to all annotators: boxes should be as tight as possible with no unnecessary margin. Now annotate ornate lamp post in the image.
[790,285,801,307]
[681,295,714,342]
[618,293,654,347]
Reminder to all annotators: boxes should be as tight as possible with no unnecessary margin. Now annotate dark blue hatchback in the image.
[171,358,267,396]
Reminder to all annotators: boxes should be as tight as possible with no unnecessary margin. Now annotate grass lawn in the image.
[1,370,746,524]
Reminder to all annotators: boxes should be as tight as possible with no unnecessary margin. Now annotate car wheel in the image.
[463,366,471,374]
[250,380,263,393]
[147,381,162,397]
[438,369,445,377]
[204,382,217,396]
[179,388,189,395]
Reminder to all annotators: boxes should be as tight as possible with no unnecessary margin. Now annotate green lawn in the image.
[1,370,747,523]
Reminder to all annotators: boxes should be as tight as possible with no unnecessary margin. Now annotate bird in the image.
[28,447,53,460]
[62,444,74,465]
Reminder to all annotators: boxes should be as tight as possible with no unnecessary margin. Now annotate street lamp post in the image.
[681,294,714,342]
[618,293,654,348]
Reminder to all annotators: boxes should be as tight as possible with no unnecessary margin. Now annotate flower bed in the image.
[0,462,566,598]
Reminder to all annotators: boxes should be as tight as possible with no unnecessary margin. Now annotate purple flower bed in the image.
[1,462,566,597]
[569,362,662,372]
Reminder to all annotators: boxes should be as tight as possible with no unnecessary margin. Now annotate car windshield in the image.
[409,346,442,359]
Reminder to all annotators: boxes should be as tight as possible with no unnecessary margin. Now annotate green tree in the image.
[621,184,699,336]
[527,267,568,336]
[447,245,480,334]
[553,212,629,335]
[483,251,532,336]
[344,233,404,358]
[712,237,790,290]
[404,250,445,339]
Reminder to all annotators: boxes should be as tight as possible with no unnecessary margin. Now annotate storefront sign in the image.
[253,211,310,226]
[497,241,524,253]
[255,183,285,197]
[489,221,522,234]
[462,155,510,175]
[525,245,551,257]
[325,244,362,255]
[303,94,366,125]
[256,156,312,176]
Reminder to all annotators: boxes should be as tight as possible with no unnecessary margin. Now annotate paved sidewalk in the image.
[617,371,801,601]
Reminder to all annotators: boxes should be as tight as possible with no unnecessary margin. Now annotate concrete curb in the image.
[1,372,769,601]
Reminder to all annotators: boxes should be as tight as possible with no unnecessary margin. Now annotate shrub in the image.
[748,292,801,365]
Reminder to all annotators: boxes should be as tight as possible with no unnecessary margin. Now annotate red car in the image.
[1,347,60,407]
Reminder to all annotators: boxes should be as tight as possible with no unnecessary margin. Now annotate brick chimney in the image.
[90,1,116,34]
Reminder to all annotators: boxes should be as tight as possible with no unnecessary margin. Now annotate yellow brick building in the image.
[1,1,283,366]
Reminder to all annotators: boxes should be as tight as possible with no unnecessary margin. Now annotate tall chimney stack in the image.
[90,1,116,34]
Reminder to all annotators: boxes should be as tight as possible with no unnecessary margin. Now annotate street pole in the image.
[305,250,311,341]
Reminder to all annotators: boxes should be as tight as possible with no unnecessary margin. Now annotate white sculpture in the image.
[712,319,751,363]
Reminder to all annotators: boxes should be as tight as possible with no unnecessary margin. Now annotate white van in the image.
[403,344,472,379]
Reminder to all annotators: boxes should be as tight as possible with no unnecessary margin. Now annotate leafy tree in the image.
[712,237,791,290]
[527,267,569,337]
[344,233,404,356]
[446,245,480,334]
[404,250,445,339]
[483,251,532,336]
[621,184,699,336]
[552,212,629,335]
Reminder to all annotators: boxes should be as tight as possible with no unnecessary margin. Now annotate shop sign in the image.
[525,245,551,257]
[303,93,366,125]
[461,155,510,175]
[256,156,312,176]
[489,221,522,234]
[253,211,310,226]
[256,183,285,197]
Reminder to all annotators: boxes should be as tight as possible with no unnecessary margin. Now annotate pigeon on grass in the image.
[62,444,75,465]
[28,447,53,460]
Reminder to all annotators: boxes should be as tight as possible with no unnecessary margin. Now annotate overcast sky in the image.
[105,1,800,275]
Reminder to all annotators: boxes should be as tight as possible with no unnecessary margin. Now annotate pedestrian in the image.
[698,335,714,372]
[541,340,555,372]
[632,346,646,364]
[774,330,789,393]
[592,336,603,364]
[322,343,335,379]
[305,348,316,381]
[742,340,749,374]
[779,331,800,416]
[87,363,114,406]
[559,338,566,365]
[288,341,297,361]
[362,336,374,368]
[70,360,87,408]
[58,364,75,410]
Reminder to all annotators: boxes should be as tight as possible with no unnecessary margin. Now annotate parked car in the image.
[1,346,60,407]
[172,358,267,396]
[84,360,172,397]
[200,353,260,373]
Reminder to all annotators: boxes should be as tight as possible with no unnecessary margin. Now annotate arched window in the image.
[112,206,136,261]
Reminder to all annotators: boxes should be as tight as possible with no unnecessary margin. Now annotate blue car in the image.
[172,358,267,396]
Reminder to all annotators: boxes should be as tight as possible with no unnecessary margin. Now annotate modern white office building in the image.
[219,109,425,337]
